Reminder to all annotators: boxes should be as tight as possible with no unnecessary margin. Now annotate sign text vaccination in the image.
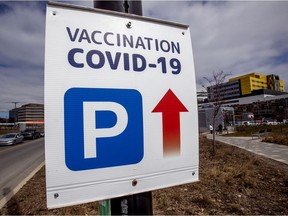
[67,27,182,74]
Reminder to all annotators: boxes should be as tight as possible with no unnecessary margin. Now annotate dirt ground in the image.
[1,135,288,215]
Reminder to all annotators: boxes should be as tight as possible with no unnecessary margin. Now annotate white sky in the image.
[0,0,288,112]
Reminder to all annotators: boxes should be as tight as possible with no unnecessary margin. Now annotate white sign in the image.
[45,2,198,209]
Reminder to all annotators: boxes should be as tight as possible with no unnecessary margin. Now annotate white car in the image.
[0,133,24,146]
[262,120,277,125]
[243,121,255,126]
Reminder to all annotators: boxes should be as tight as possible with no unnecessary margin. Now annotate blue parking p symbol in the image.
[64,88,144,171]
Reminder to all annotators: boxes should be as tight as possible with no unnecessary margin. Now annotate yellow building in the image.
[229,72,285,95]
[267,74,285,92]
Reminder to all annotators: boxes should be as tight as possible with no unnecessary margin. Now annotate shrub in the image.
[263,134,288,146]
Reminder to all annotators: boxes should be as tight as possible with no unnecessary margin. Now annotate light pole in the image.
[285,99,288,121]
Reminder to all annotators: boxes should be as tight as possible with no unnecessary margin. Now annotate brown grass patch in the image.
[263,133,288,146]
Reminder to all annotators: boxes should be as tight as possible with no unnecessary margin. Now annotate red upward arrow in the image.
[152,89,188,157]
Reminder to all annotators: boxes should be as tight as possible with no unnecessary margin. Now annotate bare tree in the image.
[202,70,231,155]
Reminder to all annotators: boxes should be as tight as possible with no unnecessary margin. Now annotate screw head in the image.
[132,179,137,186]
[126,22,132,29]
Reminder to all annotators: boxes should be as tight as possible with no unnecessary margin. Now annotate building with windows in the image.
[207,80,241,102]
[9,103,44,123]
[197,91,208,103]
[198,91,288,129]
[205,72,285,102]
[267,74,285,92]
[199,72,287,129]
[198,106,235,132]
[229,72,285,96]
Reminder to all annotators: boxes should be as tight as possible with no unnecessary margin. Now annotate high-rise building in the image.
[205,72,285,102]
[10,103,44,122]
[229,72,285,95]
[266,74,285,92]
[207,80,241,101]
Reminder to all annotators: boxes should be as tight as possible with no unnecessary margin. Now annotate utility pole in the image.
[94,1,152,215]
[94,0,142,15]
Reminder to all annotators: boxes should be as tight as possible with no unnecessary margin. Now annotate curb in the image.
[0,161,45,209]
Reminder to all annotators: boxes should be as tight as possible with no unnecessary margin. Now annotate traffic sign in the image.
[45,2,198,209]
[64,88,144,171]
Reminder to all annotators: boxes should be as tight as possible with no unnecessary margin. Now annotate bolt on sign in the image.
[44,2,199,209]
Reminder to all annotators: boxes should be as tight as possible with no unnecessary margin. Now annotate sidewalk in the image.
[206,133,288,165]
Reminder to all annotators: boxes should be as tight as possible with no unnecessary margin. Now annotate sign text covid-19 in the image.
[66,27,182,74]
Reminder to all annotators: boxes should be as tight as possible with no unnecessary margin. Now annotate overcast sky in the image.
[0,0,288,114]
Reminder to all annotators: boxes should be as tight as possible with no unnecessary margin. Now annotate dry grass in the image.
[263,133,288,146]
[228,125,288,147]
[153,136,288,215]
[1,135,288,215]
[0,129,19,135]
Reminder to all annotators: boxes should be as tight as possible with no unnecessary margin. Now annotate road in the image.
[0,138,44,201]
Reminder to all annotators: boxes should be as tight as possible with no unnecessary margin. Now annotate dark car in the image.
[21,129,40,140]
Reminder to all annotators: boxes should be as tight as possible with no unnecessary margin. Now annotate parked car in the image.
[40,131,45,137]
[262,120,277,125]
[0,133,24,146]
[21,129,40,140]
[243,121,255,126]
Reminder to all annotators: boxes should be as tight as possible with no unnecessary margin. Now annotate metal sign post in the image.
[99,200,111,215]
[94,1,153,215]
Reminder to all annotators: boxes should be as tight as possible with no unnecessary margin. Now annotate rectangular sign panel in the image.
[45,2,198,209]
